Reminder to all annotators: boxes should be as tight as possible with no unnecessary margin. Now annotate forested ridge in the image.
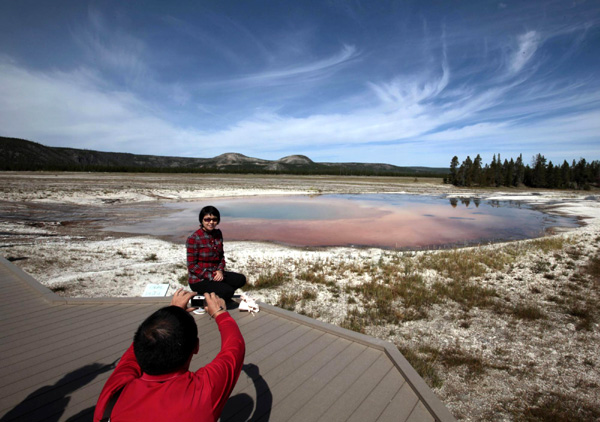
[447,153,600,190]
[0,136,447,177]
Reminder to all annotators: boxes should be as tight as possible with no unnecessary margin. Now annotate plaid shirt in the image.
[186,227,226,284]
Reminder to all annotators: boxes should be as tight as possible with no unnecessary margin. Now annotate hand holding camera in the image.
[204,292,226,318]
[171,288,197,311]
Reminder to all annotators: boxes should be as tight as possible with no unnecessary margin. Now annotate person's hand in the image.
[213,270,224,282]
[170,288,196,312]
[204,292,226,318]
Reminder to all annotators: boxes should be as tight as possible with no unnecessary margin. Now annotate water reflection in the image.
[449,198,481,208]
[107,194,579,249]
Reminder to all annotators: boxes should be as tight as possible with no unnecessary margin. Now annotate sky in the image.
[1,0,599,167]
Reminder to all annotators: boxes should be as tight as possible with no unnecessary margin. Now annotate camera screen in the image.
[191,295,205,307]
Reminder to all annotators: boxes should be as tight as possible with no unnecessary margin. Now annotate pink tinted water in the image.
[109,194,578,249]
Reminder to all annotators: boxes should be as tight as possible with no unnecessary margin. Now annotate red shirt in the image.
[187,228,226,283]
[93,312,245,422]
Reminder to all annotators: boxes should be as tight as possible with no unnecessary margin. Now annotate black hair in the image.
[199,205,221,224]
[133,306,198,375]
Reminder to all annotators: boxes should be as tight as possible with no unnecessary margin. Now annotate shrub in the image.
[178,273,189,286]
[277,291,299,311]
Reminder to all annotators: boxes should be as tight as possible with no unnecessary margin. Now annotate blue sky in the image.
[1,0,599,167]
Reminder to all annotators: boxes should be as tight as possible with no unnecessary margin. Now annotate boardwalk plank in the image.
[0,309,158,401]
[265,341,365,420]
[0,304,141,351]
[0,313,145,381]
[346,368,405,422]
[378,381,420,422]
[0,302,109,332]
[221,331,336,422]
[250,336,353,421]
[319,353,398,421]
[406,401,436,422]
[287,346,382,422]
[0,304,147,353]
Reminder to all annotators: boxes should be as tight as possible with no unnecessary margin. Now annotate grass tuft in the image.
[508,302,547,320]
[397,345,443,388]
[437,345,486,379]
[586,255,600,281]
[513,391,600,421]
[50,285,69,293]
[277,291,299,311]
[178,273,189,286]
[246,269,291,290]
[568,303,595,331]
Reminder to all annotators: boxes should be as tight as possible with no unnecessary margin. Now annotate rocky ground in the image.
[1,171,599,421]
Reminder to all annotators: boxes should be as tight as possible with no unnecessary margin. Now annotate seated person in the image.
[94,290,245,422]
[187,205,246,302]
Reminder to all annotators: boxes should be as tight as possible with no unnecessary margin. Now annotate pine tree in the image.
[463,156,474,186]
[514,154,525,186]
[532,154,547,188]
[504,159,514,187]
[450,156,459,185]
[561,160,571,188]
[473,154,483,186]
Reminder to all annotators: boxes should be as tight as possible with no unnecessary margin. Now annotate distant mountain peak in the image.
[277,155,314,165]
[214,153,267,165]
[214,152,250,162]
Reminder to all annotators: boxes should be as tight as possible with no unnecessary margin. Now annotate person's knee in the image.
[225,272,246,288]
[234,273,246,288]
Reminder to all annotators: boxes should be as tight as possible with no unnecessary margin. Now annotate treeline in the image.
[2,161,444,178]
[446,153,600,190]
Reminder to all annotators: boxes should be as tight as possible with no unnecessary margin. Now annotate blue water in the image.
[107,194,579,249]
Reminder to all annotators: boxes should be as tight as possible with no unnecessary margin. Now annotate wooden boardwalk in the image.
[0,256,456,422]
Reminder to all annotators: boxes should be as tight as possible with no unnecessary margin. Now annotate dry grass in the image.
[246,269,291,290]
[243,234,600,421]
[508,391,600,421]
[276,288,318,310]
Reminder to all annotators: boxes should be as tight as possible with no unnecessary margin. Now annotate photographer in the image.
[93,289,245,422]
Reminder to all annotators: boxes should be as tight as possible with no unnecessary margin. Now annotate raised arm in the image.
[200,293,245,419]
[93,344,141,422]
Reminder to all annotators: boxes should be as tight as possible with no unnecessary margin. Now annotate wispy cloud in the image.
[161,15,248,66]
[74,8,149,87]
[221,44,359,87]
[508,30,541,74]
[0,59,194,154]
[368,58,449,108]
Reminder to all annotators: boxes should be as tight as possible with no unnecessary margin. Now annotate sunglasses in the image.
[203,217,218,222]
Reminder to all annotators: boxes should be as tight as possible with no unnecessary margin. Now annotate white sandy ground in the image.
[1,172,600,421]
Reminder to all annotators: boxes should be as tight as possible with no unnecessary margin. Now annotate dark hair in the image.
[133,306,198,375]
[199,205,221,224]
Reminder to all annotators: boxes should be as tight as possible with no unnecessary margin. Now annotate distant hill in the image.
[0,136,448,177]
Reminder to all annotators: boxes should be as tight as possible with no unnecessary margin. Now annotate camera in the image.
[191,295,205,308]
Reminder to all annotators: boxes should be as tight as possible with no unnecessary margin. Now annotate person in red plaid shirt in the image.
[186,205,246,302]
